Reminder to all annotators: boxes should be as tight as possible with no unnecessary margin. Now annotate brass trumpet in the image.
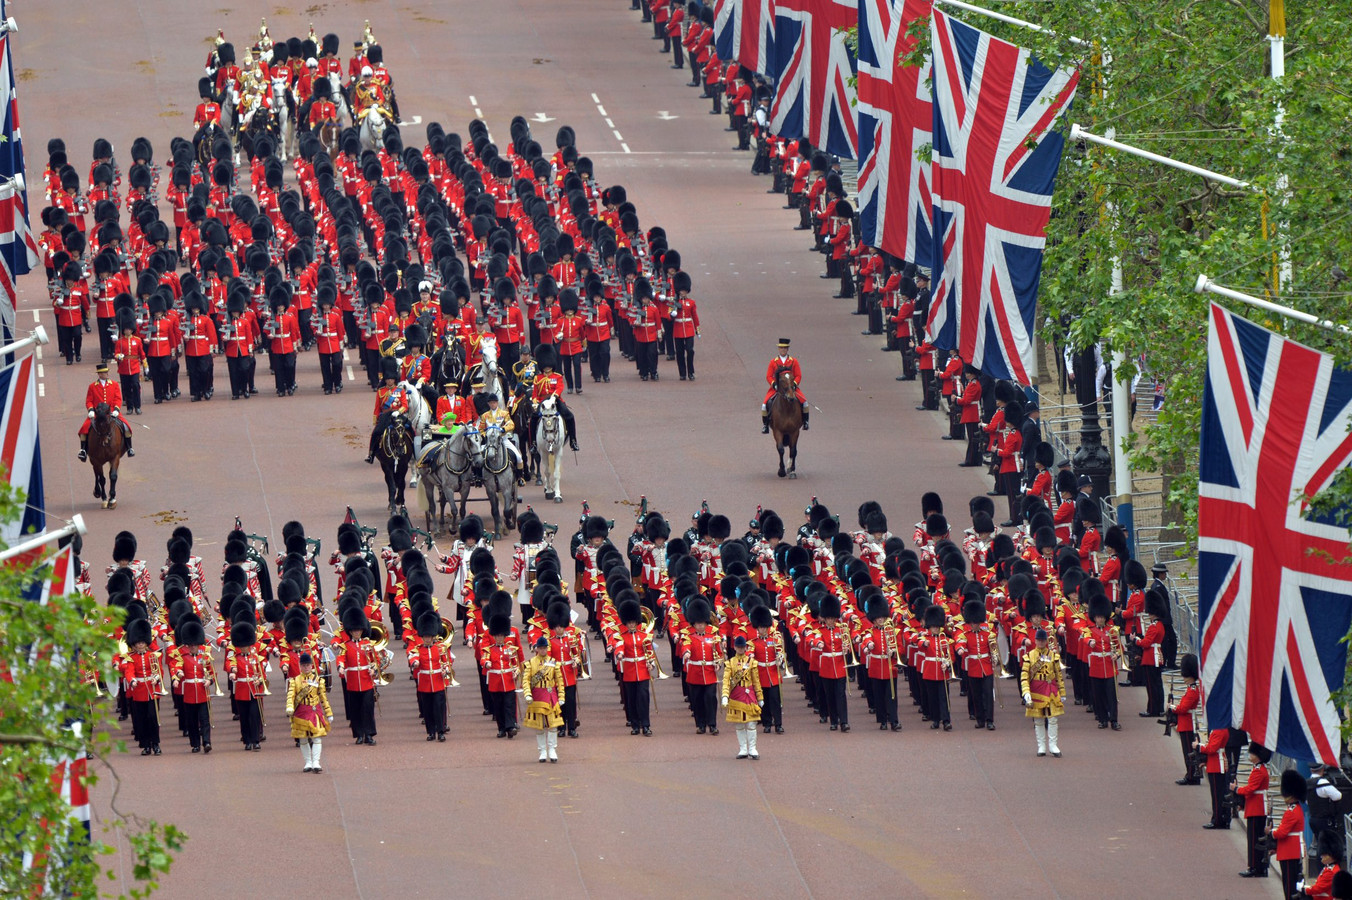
[370,623,394,686]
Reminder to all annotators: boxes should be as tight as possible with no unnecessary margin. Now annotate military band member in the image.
[547,601,585,738]
[170,620,215,753]
[811,596,850,732]
[956,598,995,730]
[120,618,162,755]
[338,608,378,745]
[522,636,566,762]
[749,604,784,733]
[228,620,264,751]
[286,652,333,773]
[1083,593,1122,730]
[611,599,655,735]
[482,612,522,738]
[722,636,763,759]
[410,612,452,742]
[681,598,722,735]
[1020,627,1063,757]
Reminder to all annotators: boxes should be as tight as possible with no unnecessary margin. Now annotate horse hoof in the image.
[534,478,542,486]
[788,472,798,480]
[554,496,563,504]
[108,498,117,507]
[777,469,786,478]
[101,500,109,509]
[544,491,554,500]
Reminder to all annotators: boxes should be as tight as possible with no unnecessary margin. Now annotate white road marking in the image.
[596,104,607,116]
[612,130,624,141]
[469,95,478,106]
[31,309,39,322]
[590,93,600,104]
[604,118,614,128]
[38,382,44,397]
[620,144,631,154]
[35,346,41,359]
[347,365,355,382]
[36,364,43,378]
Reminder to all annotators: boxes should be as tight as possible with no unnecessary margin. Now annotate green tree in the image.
[0,479,183,898]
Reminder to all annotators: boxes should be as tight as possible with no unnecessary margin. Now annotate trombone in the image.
[436,616,460,687]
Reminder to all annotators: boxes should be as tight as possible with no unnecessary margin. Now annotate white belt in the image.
[182,678,207,684]
[620,656,647,664]
[923,656,945,663]
[967,653,989,660]
[1089,651,1113,658]
[687,660,716,667]
[821,651,844,658]
[487,667,516,675]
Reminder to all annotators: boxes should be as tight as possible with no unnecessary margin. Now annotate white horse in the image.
[401,381,432,487]
[469,337,507,404]
[358,105,391,152]
[269,75,294,160]
[536,397,564,503]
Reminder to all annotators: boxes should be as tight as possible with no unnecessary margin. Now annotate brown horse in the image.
[769,367,803,479]
[87,403,128,508]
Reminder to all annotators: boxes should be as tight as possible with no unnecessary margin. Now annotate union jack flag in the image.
[925,9,1078,384]
[1199,303,1352,766]
[855,0,931,264]
[0,0,38,338]
[770,0,859,159]
[0,349,43,544]
[715,0,777,74]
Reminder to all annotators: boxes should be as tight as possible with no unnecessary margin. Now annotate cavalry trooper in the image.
[366,358,409,465]
[77,362,135,461]
[760,337,808,432]
[531,345,580,452]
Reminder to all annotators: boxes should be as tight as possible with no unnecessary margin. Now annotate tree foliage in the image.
[0,478,183,898]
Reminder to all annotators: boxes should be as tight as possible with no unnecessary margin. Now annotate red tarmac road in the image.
[16,1,1272,897]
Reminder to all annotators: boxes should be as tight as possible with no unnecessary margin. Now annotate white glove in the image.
[1023,692,1032,705]
[721,696,728,708]
[87,410,96,419]
[112,409,120,418]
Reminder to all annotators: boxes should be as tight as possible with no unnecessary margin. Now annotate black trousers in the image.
[623,680,651,729]
[1002,471,1024,524]
[761,684,782,728]
[733,114,749,149]
[238,697,262,745]
[970,673,995,725]
[671,38,684,68]
[870,676,899,726]
[1090,676,1118,724]
[1279,859,1299,897]
[560,351,583,390]
[1245,814,1269,873]
[587,340,610,379]
[186,353,213,397]
[119,373,142,411]
[130,698,159,749]
[1207,771,1231,826]
[561,684,578,732]
[148,355,173,400]
[822,676,848,726]
[689,682,717,729]
[1141,664,1164,715]
[272,351,297,393]
[97,316,116,359]
[183,701,211,749]
[417,689,447,736]
[635,340,659,378]
[349,688,376,739]
[923,679,950,724]
[488,690,516,733]
[674,335,694,378]
[226,355,254,397]
[168,356,180,395]
[660,325,675,358]
[963,421,983,465]
[1177,730,1200,780]
[56,322,83,362]
[342,310,361,348]
[919,369,938,409]
[319,352,343,391]
[499,343,521,388]
[363,346,381,387]
[296,308,314,347]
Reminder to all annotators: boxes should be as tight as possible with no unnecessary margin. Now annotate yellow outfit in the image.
[521,654,565,730]
[1020,647,1065,718]
[722,652,764,723]
[286,672,333,738]
[479,406,514,432]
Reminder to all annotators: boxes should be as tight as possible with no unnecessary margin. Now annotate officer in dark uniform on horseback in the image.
[761,337,808,433]
[530,345,580,452]
[366,358,410,465]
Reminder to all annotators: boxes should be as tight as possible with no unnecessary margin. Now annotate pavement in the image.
[14,1,1275,897]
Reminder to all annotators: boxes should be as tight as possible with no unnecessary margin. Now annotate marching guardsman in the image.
[410,612,452,742]
[761,337,808,433]
[286,652,332,773]
[512,514,549,622]
[169,619,215,753]
[522,636,566,762]
[749,605,784,734]
[228,620,265,751]
[582,279,612,383]
[861,597,901,731]
[120,618,162,756]
[722,636,763,759]
[77,362,135,462]
[482,611,522,738]
[266,289,301,396]
[338,607,379,745]
[546,601,586,738]
[628,277,661,381]
[313,285,344,394]
[811,596,850,732]
[917,604,951,731]
[556,290,586,394]
[366,358,409,464]
[681,598,722,735]
[531,345,581,451]
[181,294,218,401]
[1020,627,1063,757]
[1236,742,1272,879]
[1083,593,1121,730]
[53,261,89,366]
[610,599,655,735]
[956,598,996,730]
[669,271,699,381]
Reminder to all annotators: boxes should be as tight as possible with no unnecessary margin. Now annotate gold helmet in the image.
[362,19,376,48]
[242,50,254,68]
[214,29,225,46]
[307,23,317,43]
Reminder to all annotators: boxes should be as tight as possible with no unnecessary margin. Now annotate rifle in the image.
[1163,690,1177,737]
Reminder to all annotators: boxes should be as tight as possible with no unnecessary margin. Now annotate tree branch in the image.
[0,733,81,751]
[1222,0,1267,36]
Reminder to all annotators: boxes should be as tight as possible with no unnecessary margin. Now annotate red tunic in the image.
[613,630,653,682]
[681,629,722,686]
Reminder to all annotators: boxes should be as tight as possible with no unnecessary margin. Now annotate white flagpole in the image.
[0,516,88,565]
[931,0,1088,45]
[1194,275,1350,335]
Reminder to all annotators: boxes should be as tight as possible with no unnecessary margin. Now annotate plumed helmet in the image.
[231,621,257,648]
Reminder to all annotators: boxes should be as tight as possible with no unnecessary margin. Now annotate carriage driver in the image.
[366,358,410,464]
[78,362,135,461]
[760,337,808,433]
[530,345,580,452]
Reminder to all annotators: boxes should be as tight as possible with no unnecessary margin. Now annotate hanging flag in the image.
[1199,303,1352,766]
[0,0,39,339]
[0,349,43,544]
[770,0,858,159]
[715,0,777,74]
[855,0,932,264]
[925,9,1079,383]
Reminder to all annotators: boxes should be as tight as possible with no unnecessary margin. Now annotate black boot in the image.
[761,412,770,434]
[566,419,580,452]
[802,405,810,431]
[78,437,88,462]
[366,433,377,464]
